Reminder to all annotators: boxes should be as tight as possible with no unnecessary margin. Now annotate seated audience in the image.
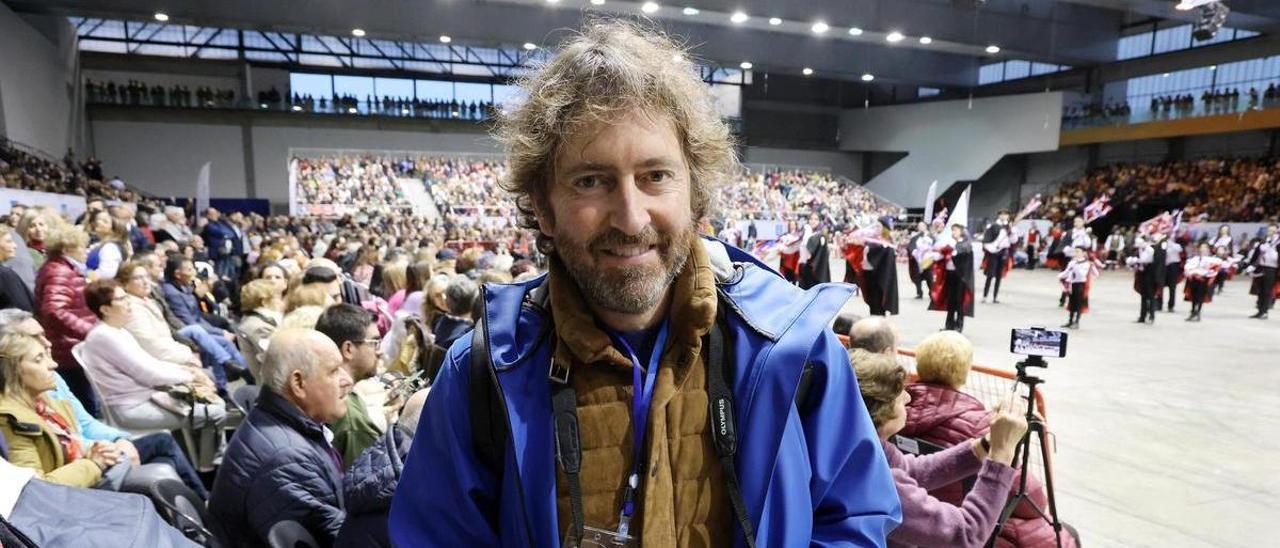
[315,304,388,466]
[15,208,55,270]
[848,316,899,355]
[0,331,119,488]
[35,224,100,416]
[852,348,1026,548]
[899,331,1077,548]
[336,388,429,547]
[209,328,353,547]
[160,256,247,390]
[0,308,208,498]
[430,274,477,349]
[0,231,36,312]
[86,210,130,280]
[237,279,285,381]
[79,280,227,472]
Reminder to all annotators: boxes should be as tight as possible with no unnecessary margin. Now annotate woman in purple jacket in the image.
[852,348,1026,548]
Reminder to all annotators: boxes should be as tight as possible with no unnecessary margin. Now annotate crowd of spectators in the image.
[1063,85,1280,127]
[292,155,411,215]
[717,168,904,232]
[1033,155,1280,224]
[288,94,496,120]
[85,79,236,109]
[0,138,138,201]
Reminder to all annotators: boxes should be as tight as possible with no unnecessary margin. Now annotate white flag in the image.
[923,180,938,228]
[195,162,211,215]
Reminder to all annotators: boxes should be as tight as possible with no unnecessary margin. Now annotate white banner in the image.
[0,189,88,220]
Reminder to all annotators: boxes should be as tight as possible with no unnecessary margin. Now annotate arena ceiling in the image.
[7,0,1280,88]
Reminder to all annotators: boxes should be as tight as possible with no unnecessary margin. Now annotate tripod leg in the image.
[1034,422,1066,548]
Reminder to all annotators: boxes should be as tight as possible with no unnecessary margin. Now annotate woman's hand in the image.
[985,395,1029,466]
[87,441,121,470]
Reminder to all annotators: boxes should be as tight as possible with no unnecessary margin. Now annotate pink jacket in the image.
[901,383,1078,548]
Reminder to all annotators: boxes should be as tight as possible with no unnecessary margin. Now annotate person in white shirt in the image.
[1103,231,1126,271]
[1210,225,1235,295]
[79,279,227,471]
[1057,247,1099,329]
[1183,243,1230,322]
[1126,234,1164,324]
[980,211,1012,304]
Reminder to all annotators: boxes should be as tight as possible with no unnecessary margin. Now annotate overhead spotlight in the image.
[848,27,863,36]
[768,17,782,26]
[811,22,829,34]
[439,35,452,43]
[1210,64,1218,70]
[590,0,605,4]
[290,105,303,112]
[740,61,753,70]
[347,107,358,114]
[351,28,366,37]
[1163,73,1170,78]
[802,67,814,76]
[886,31,905,43]
[861,73,875,82]
[545,0,560,3]
[731,12,749,24]
[153,12,169,22]
[641,2,659,14]
[682,7,699,15]
[523,42,536,50]
[985,44,1001,53]
[919,36,933,44]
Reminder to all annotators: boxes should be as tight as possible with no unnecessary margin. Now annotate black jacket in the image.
[208,388,346,548]
[0,264,36,312]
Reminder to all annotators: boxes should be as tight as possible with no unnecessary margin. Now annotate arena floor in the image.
[832,263,1280,548]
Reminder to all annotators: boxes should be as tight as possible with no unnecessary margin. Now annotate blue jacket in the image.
[50,373,129,445]
[389,240,901,546]
[208,387,346,548]
[201,220,237,260]
[161,280,224,336]
[335,427,410,547]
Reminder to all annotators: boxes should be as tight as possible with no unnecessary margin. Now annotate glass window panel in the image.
[195,48,238,60]
[918,87,941,98]
[454,82,492,104]
[374,78,414,99]
[978,63,1003,85]
[415,80,454,101]
[1117,31,1153,60]
[1004,60,1031,80]
[333,75,375,100]
[79,39,128,54]
[291,73,332,98]
[298,53,344,67]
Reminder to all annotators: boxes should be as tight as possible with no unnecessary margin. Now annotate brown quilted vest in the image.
[549,239,730,547]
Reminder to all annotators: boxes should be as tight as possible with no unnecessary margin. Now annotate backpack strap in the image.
[468,315,505,475]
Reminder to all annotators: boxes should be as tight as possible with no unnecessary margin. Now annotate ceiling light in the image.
[641,2,659,14]
[523,42,536,50]
[731,12,749,24]
[861,73,875,82]
[985,45,1001,54]
[351,28,366,37]
[1210,65,1217,70]
[439,35,452,44]
[546,0,560,4]
[811,22,829,34]
[1163,73,1170,78]
[919,36,932,45]
[802,67,814,76]
[153,12,169,22]
[590,0,605,4]
[290,105,303,112]
[348,107,358,113]
[886,31,904,43]
[682,7,699,15]
[740,61,753,70]
[848,27,863,36]
[768,17,782,26]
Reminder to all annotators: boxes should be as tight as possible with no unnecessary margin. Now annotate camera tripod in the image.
[986,355,1065,548]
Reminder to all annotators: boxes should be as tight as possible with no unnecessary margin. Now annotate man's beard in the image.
[554,223,695,315]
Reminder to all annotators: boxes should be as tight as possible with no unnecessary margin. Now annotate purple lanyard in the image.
[608,318,670,532]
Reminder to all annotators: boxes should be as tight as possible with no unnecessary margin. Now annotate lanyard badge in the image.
[609,319,670,540]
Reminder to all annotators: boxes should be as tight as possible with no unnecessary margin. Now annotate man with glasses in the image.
[315,303,388,466]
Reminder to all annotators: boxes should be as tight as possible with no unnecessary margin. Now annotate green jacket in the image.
[332,390,381,468]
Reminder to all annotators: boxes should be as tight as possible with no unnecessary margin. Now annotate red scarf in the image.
[33,398,82,463]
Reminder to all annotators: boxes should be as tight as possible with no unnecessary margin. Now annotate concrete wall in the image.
[741,146,862,182]
[0,6,77,155]
[90,120,248,199]
[838,92,1063,208]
